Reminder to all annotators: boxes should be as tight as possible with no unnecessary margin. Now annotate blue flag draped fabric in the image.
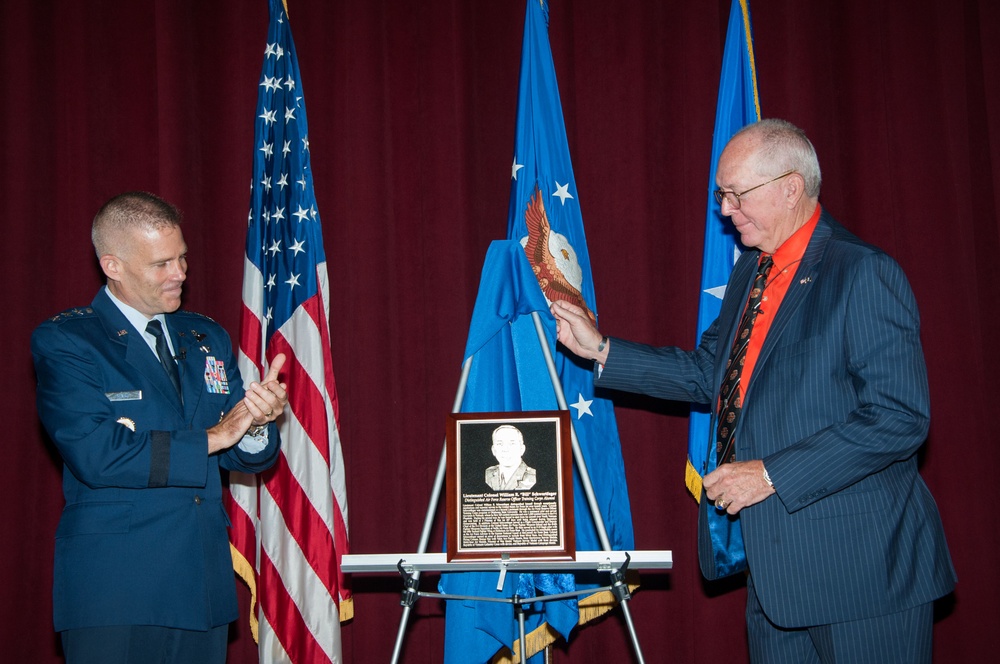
[226,1,351,662]
[439,1,634,662]
[685,0,761,577]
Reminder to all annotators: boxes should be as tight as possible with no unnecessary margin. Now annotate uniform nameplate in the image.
[106,390,142,402]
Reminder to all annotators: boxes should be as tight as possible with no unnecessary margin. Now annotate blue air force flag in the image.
[686,0,761,579]
[440,1,635,662]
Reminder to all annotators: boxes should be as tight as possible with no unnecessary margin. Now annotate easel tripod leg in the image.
[610,554,644,663]
[514,595,527,664]
[391,358,473,663]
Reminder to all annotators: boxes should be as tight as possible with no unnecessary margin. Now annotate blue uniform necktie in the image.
[146,319,182,401]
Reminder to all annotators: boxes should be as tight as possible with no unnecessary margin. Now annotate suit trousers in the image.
[60,624,228,664]
[745,574,933,664]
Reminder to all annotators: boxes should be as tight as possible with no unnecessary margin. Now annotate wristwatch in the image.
[594,335,609,361]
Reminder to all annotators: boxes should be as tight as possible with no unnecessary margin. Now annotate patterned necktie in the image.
[146,319,182,400]
[715,254,774,465]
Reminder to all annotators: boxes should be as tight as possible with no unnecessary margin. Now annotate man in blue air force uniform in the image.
[32,192,288,664]
[551,120,955,663]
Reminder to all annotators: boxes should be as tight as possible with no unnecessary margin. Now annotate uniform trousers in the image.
[60,624,228,664]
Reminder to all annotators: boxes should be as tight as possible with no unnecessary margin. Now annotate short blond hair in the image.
[91,191,182,258]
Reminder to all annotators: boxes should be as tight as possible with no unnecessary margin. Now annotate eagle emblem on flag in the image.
[520,186,596,325]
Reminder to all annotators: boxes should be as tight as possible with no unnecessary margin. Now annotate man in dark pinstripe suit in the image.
[551,119,955,663]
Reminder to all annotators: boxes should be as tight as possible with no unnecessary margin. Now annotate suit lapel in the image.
[750,214,834,382]
[91,290,185,415]
[166,317,202,417]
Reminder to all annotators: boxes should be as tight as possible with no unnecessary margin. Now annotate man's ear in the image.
[783,173,806,209]
[100,254,122,281]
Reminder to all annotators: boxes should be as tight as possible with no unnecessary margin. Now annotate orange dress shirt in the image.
[739,203,821,392]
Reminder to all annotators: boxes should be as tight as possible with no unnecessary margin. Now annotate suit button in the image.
[194,495,202,505]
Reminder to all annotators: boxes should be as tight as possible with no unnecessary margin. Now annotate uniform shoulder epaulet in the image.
[170,310,223,347]
[46,306,97,324]
[174,309,219,325]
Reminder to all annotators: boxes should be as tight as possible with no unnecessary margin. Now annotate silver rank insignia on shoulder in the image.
[49,307,95,323]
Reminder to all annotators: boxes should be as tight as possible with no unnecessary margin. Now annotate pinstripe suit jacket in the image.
[598,211,955,628]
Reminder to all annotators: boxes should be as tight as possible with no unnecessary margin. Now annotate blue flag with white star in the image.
[685,0,761,503]
[440,1,634,662]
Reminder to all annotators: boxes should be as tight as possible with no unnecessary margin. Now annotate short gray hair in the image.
[91,191,182,258]
[735,118,822,198]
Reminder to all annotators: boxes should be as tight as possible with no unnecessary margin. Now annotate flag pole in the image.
[529,312,610,551]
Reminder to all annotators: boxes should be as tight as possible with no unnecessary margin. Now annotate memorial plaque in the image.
[446,411,574,561]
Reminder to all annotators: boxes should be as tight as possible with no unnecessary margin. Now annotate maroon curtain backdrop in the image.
[3,0,997,661]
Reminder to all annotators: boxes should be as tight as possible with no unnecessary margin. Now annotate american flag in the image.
[226,1,351,662]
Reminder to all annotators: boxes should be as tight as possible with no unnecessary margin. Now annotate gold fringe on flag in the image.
[230,542,261,643]
[488,575,641,663]
[231,543,355,644]
[686,457,704,503]
[340,596,355,622]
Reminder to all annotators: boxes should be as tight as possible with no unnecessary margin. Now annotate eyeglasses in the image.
[714,170,796,210]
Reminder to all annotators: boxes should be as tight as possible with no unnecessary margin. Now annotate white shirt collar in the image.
[104,286,175,356]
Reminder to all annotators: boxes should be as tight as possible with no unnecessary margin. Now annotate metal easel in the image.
[342,311,669,663]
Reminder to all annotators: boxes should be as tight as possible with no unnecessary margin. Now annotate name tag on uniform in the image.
[204,356,230,394]
[106,390,142,402]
